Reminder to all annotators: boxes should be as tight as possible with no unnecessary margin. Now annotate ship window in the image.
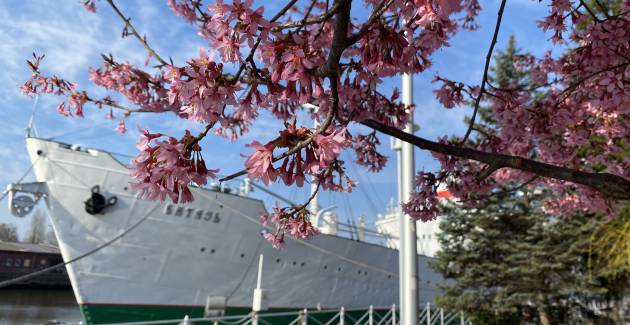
[24,259,31,267]
[240,253,245,258]
[210,249,216,254]
[5,258,12,267]
[323,265,328,270]
[200,247,206,252]
[41,259,48,265]
[387,275,392,279]
[15,259,22,267]
[357,270,361,275]
[300,262,305,267]
[337,267,342,272]
[276,258,281,263]
[292,261,297,266]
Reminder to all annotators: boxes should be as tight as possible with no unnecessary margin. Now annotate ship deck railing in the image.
[94,303,469,325]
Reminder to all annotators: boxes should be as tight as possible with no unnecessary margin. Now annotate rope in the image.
[0,156,40,202]
[224,237,264,302]
[46,120,114,140]
[195,190,398,277]
[45,156,91,188]
[0,203,159,288]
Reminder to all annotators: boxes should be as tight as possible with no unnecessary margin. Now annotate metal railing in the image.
[98,303,469,325]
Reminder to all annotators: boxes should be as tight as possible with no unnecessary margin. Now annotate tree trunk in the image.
[536,293,552,325]
[609,300,621,324]
[538,308,552,325]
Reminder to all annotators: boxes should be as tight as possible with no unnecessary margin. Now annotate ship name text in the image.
[163,204,220,223]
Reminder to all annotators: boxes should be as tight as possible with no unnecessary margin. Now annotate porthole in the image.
[210,249,216,254]
[123,186,128,191]
[240,253,245,258]
[387,275,392,279]
[338,267,342,272]
[276,258,281,263]
[357,270,361,275]
[292,261,297,266]
[200,247,205,252]
[323,265,328,270]
[300,262,305,267]
[364,271,368,276]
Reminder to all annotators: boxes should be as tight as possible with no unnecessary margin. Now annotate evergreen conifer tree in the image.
[431,36,629,324]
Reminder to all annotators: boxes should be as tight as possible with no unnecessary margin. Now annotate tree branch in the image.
[347,0,394,45]
[459,0,507,144]
[315,0,352,77]
[362,119,630,201]
[271,1,342,32]
[106,0,168,66]
[219,78,340,183]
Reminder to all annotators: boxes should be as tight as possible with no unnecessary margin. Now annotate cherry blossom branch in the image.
[579,0,602,23]
[189,1,303,149]
[233,0,299,82]
[219,79,340,183]
[362,119,630,201]
[459,0,507,144]
[457,175,539,203]
[271,1,342,31]
[105,0,168,66]
[347,0,394,45]
[557,60,630,101]
[315,0,352,77]
[220,0,353,183]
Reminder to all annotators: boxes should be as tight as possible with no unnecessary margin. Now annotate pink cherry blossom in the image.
[314,128,350,167]
[131,130,218,203]
[244,140,277,185]
[82,0,96,13]
[115,120,127,134]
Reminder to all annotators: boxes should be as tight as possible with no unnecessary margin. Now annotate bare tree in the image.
[24,209,47,244]
[0,223,19,242]
[45,223,58,246]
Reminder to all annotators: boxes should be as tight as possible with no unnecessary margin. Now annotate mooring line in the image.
[0,203,159,289]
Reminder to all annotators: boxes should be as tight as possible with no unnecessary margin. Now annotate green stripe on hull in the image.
[80,304,388,325]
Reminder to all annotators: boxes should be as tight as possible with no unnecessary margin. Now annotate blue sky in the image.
[0,0,554,237]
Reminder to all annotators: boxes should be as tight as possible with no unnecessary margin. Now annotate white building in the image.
[374,190,453,258]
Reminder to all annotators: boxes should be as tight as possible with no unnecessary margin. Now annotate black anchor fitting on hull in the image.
[84,185,118,215]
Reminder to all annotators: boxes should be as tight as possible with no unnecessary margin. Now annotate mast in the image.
[400,72,418,324]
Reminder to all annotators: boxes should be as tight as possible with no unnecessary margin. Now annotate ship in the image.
[6,136,445,324]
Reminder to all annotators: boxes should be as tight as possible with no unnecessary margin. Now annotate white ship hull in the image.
[23,137,443,324]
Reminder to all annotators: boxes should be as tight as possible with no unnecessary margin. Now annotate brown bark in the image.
[536,293,552,325]
[538,308,552,325]
[361,119,630,201]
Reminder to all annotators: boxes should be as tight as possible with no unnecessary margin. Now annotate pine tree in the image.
[431,36,629,324]
[431,192,629,324]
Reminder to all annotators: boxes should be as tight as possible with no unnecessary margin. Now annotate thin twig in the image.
[106,0,168,66]
[459,0,507,144]
[579,0,602,23]
[272,2,341,32]
[220,78,340,182]
[347,0,395,45]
